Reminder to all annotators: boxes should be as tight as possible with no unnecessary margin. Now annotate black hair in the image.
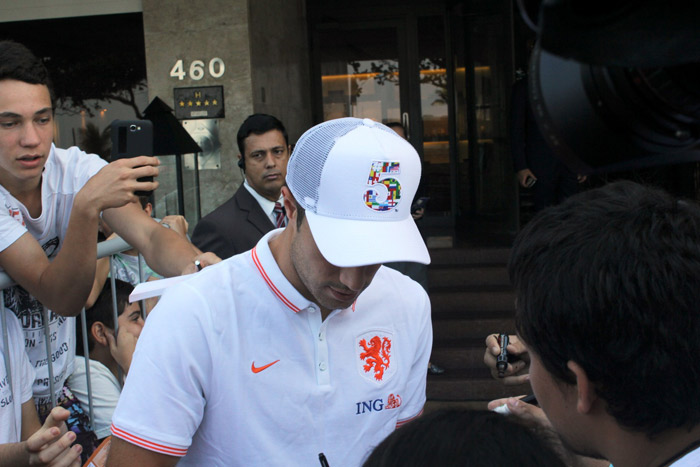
[138,193,154,211]
[236,113,289,157]
[362,409,567,467]
[76,279,134,355]
[510,180,700,437]
[385,122,405,132]
[0,40,54,104]
[296,202,305,229]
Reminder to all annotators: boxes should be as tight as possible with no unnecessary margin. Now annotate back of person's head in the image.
[510,180,700,437]
[0,40,54,101]
[385,122,404,132]
[76,279,133,355]
[138,193,154,213]
[362,409,566,467]
[236,113,288,156]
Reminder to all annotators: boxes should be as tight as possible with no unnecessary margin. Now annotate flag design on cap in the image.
[286,117,431,266]
[364,161,401,211]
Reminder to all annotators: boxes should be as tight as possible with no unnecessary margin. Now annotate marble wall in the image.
[249,0,313,142]
[141,0,312,221]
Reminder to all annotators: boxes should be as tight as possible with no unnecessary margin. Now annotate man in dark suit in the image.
[192,114,291,259]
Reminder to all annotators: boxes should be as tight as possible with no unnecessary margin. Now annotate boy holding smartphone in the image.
[0,40,218,460]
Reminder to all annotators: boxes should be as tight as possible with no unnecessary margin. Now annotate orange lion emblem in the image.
[359,336,392,381]
[386,393,402,410]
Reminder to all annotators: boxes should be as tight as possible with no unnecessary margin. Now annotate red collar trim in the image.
[252,247,301,313]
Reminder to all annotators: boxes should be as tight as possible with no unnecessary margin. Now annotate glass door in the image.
[452,3,518,240]
[414,16,452,221]
[315,23,404,125]
[313,17,454,224]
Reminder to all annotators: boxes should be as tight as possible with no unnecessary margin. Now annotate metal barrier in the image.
[0,235,146,433]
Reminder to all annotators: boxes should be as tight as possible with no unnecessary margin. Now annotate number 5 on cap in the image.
[364,161,401,212]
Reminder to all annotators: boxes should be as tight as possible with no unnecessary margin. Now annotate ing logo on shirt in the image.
[354,393,402,415]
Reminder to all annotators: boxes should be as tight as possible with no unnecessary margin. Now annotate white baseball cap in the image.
[286,117,430,267]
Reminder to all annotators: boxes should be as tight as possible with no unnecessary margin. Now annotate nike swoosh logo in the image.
[251,360,280,373]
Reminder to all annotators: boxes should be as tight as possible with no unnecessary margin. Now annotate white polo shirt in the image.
[111,230,432,466]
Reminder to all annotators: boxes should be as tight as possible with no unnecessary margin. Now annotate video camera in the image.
[524,0,700,174]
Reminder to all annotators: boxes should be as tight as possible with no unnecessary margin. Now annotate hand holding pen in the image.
[483,333,530,385]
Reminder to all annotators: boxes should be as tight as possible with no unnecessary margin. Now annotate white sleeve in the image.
[3,308,35,403]
[0,309,35,444]
[110,283,213,457]
[395,288,432,427]
[0,200,29,254]
[78,149,109,182]
[18,343,34,406]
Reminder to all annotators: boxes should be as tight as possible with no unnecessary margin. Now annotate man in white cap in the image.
[107,118,433,467]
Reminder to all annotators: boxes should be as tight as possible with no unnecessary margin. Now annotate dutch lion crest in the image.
[357,330,395,383]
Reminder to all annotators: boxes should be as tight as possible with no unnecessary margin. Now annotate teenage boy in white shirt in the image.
[0,40,218,459]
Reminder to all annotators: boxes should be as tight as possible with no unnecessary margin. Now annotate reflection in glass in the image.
[319,28,400,123]
[418,17,450,214]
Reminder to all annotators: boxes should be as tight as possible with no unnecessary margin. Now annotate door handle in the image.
[402,112,410,140]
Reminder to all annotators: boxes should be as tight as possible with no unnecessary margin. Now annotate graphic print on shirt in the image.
[6,235,63,335]
[4,235,69,402]
[354,392,402,415]
[357,330,395,383]
[0,373,14,409]
[6,205,25,226]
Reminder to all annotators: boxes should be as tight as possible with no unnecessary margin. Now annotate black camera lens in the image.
[529,42,700,174]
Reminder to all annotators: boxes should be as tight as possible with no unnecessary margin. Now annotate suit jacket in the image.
[192,185,275,259]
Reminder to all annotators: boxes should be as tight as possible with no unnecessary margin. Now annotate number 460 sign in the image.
[170,58,226,81]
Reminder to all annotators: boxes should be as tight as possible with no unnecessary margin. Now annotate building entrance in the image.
[310,1,518,245]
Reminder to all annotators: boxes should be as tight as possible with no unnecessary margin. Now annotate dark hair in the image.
[363,409,566,467]
[385,122,405,132]
[510,180,700,436]
[0,40,54,103]
[138,193,154,211]
[76,279,134,355]
[296,202,305,229]
[236,113,288,156]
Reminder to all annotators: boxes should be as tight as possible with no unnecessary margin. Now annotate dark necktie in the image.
[273,202,286,228]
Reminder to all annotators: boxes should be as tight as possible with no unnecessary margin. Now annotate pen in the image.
[520,394,538,405]
[497,333,509,377]
[493,394,539,415]
[319,453,330,467]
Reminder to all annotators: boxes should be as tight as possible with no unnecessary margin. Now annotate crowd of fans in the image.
[1,37,700,467]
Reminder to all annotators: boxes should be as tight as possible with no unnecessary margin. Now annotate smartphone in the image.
[110,119,154,196]
[411,196,430,213]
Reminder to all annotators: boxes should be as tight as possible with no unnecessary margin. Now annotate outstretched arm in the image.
[102,203,218,278]
[0,157,160,316]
